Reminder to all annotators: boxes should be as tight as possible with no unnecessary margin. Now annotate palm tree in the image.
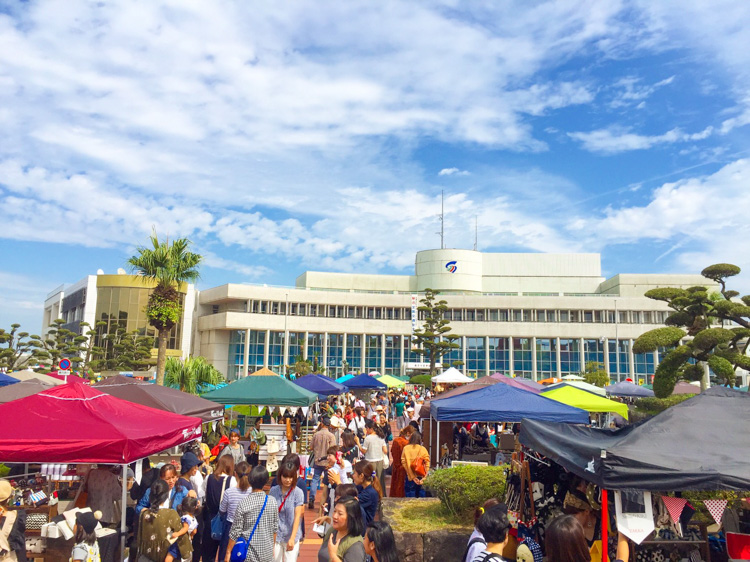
[128,231,202,385]
[165,356,223,394]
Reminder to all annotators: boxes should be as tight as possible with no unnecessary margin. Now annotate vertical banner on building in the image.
[411,294,418,339]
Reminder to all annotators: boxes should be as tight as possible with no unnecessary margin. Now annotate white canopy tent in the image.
[432,367,474,384]
[544,380,607,396]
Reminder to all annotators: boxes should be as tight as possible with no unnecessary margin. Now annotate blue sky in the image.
[1,1,749,335]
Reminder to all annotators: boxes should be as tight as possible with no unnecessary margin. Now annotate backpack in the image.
[210,435,230,459]
[411,455,428,479]
[461,536,486,562]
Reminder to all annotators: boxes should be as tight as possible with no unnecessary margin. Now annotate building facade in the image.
[43,270,195,362]
[195,249,716,382]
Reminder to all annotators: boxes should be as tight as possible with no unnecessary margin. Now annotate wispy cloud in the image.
[568,126,714,154]
[438,168,470,177]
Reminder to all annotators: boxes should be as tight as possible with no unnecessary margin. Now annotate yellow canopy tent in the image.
[377,375,406,388]
[541,385,629,419]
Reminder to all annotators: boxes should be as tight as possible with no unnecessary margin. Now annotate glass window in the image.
[346,334,362,370]
[559,339,580,373]
[403,336,422,364]
[247,330,266,373]
[307,333,324,364]
[465,337,486,377]
[288,332,304,363]
[559,310,569,322]
[384,335,401,376]
[268,331,284,372]
[327,334,344,375]
[584,339,605,366]
[513,309,523,322]
[365,335,382,372]
[513,337,533,378]
[634,352,655,378]
[227,330,245,381]
[488,337,510,374]
[536,338,556,377]
[442,336,462,368]
[608,339,630,379]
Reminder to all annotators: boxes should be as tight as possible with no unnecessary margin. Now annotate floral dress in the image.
[137,508,192,562]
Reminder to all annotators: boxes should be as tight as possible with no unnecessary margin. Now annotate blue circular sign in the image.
[59,358,71,370]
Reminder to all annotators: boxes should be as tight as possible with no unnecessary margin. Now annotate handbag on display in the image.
[230,496,268,562]
[267,437,280,454]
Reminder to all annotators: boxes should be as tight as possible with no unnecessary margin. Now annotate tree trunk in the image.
[156,328,168,385]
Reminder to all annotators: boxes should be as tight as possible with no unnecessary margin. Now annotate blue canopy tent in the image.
[605,380,655,397]
[293,374,349,399]
[0,373,19,387]
[429,383,589,423]
[345,373,388,390]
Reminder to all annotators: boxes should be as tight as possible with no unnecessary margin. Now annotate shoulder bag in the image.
[210,475,230,540]
[230,495,268,562]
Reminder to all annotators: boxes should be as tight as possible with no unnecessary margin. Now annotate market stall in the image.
[0,373,19,387]
[6,370,65,386]
[0,380,53,403]
[0,383,202,562]
[431,367,474,385]
[377,375,406,388]
[425,382,589,465]
[490,373,543,394]
[518,387,750,562]
[606,381,655,398]
[541,384,629,419]
[544,380,608,396]
[292,373,349,399]
[203,369,318,465]
[93,374,224,422]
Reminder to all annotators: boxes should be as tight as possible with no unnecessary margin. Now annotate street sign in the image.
[58,370,70,376]
[58,358,71,371]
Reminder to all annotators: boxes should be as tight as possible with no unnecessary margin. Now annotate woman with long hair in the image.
[201,455,235,562]
[388,425,413,498]
[401,431,429,498]
[138,480,192,562]
[364,521,399,562]
[359,421,387,491]
[546,515,630,562]
[136,464,197,515]
[351,460,383,528]
[340,431,360,464]
[318,497,365,562]
[218,461,252,562]
[270,462,305,562]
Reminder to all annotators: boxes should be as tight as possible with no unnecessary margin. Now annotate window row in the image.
[228,300,670,325]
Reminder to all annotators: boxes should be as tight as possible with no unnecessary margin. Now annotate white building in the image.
[194,249,716,382]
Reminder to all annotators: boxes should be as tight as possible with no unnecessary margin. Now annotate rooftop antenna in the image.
[473,215,478,251]
[437,190,445,249]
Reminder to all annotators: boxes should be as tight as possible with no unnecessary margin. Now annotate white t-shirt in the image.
[361,434,385,462]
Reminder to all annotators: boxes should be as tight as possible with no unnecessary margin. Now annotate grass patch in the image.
[387,499,472,533]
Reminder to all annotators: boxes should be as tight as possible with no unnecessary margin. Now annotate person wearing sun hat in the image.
[0,480,26,562]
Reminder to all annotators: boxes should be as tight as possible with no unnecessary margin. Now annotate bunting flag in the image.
[301,407,309,417]
[661,496,688,525]
[703,499,728,526]
[279,407,287,417]
[257,406,265,415]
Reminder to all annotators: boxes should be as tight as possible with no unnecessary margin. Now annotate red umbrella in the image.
[0,383,201,463]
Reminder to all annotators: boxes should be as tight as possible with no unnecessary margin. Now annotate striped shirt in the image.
[220,486,253,523]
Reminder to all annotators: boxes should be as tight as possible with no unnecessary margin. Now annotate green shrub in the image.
[409,374,432,387]
[633,394,694,418]
[424,464,507,517]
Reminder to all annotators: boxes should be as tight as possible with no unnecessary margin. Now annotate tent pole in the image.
[121,463,127,562]
[436,420,440,467]
[601,489,608,562]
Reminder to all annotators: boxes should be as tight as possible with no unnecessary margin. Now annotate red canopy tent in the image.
[0,384,202,559]
[490,373,542,394]
[46,371,89,385]
[0,383,201,463]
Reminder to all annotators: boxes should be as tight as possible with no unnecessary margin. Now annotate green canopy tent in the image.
[541,384,629,419]
[377,375,405,388]
[202,368,318,407]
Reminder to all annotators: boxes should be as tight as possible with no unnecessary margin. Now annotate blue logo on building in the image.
[445,260,457,273]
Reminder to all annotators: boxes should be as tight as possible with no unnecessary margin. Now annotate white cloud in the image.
[569,126,714,154]
[438,168,470,177]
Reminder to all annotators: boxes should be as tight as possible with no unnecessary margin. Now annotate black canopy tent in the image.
[519,386,750,491]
